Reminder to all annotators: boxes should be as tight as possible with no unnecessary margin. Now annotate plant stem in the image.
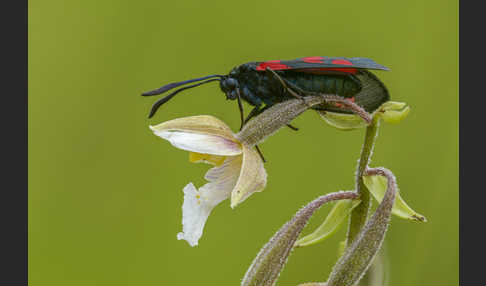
[347,116,380,245]
[326,167,396,286]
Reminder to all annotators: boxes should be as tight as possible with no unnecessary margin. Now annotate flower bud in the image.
[376,101,411,124]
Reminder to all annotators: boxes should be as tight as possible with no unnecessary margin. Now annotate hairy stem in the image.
[326,167,396,286]
[236,95,371,147]
[347,116,380,245]
[320,95,372,124]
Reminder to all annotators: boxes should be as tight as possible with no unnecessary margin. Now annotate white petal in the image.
[151,129,242,156]
[177,156,243,246]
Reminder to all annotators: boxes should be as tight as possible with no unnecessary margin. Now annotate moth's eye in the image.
[228,90,238,100]
[226,78,238,90]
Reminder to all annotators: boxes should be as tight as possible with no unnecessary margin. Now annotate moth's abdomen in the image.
[237,67,388,114]
[283,72,361,98]
[282,70,389,114]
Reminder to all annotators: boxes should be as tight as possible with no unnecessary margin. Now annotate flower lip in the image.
[177,155,243,246]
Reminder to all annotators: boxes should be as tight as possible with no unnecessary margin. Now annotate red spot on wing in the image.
[301,56,325,63]
[331,59,353,66]
[256,60,291,71]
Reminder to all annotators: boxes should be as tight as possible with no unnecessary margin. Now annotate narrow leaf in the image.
[363,174,426,222]
[295,199,361,247]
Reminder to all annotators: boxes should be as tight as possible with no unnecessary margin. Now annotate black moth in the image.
[142,57,390,160]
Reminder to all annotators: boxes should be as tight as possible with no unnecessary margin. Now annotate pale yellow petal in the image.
[230,145,267,208]
[189,152,226,166]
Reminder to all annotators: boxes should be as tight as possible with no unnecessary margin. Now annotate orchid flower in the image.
[150,115,266,246]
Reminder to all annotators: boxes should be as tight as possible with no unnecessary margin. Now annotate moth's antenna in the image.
[148,78,221,118]
[141,75,223,97]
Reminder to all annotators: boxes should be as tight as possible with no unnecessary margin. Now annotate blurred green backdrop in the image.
[29,0,458,285]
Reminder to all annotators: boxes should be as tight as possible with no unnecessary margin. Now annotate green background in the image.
[29,0,458,285]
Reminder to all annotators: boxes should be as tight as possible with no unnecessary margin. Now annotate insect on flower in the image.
[142,57,390,129]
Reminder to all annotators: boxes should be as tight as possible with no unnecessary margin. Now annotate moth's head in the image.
[219,76,239,100]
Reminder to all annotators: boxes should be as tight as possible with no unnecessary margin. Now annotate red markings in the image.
[335,97,356,108]
[301,56,325,63]
[256,60,291,71]
[331,59,353,66]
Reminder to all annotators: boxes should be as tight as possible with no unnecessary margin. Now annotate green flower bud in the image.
[376,101,411,124]
[317,101,410,130]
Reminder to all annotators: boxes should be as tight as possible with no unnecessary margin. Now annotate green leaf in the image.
[363,174,427,222]
[295,199,361,247]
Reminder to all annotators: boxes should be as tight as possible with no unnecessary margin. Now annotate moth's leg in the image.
[237,100,267,163]
[265,67,306,101]
[286,124,299,131]
[243,105,262,125]
[255,145,266,163]
[236,88,246,131]
[264,68,304,131]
